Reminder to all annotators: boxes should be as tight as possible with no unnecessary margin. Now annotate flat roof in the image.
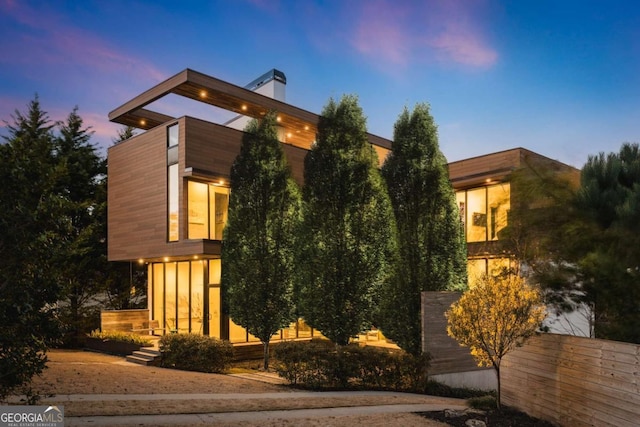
[109,68,391,152]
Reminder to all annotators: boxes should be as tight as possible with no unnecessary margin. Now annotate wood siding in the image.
[448,147,579,190]
[108,124,168,261]
[101,309,149,333]
[502,334,640,427]
[422,292,485,375]
[108,116,307,262]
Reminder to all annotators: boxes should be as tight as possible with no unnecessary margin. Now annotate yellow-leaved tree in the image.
[446,273,546,409]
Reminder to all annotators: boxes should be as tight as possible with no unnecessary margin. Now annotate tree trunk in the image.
[495,365,501,410]
[262,340,270,371]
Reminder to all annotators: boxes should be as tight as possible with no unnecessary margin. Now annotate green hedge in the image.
[89,329,152,347]
[159,334,233,373]
[273,340,430,391]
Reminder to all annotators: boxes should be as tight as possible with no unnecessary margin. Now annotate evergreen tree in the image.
[0,97,63,399]
[573,143,640,342]
[379,104,467,355]
[221,112,301,369]
[54,107,108,345]
[297,95,397,346]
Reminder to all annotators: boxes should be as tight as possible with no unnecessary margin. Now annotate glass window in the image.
[487,183,510,241]
[213,189,229,240]
[168,124,179,147]
[168,164,179,241]
[208,287,220,338]
[188,181,208,239]
[467,259,487,288]
[165,263,177,332]
[187,182,230,240]
[152,264,164,327]
[208,259,221,285]
[177,262,190,333]
[466,188,487,242]
[191,261,204,335]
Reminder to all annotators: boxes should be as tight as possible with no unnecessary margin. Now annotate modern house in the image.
[447,148,591,337]
[107,68,588,343]
[107,68,391,343]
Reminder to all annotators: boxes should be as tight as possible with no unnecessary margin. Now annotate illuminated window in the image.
[466,188,487,242]
[457,183,510,243]
[168,164,179,241]
[487,183,510,241]
[188,181,230,240]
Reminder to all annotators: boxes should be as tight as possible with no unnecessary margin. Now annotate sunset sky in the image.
[1,0,639,167]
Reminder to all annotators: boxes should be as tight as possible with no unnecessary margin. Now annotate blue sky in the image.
[1,0,639,167]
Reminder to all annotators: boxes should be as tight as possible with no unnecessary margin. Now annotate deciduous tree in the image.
[297,95,397,346]
[446,274,546,409]
[222,112,301,369]
[379,104,467,355]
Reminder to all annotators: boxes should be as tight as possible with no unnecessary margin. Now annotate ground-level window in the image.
[467,257,514,288]
[149,258,317,341]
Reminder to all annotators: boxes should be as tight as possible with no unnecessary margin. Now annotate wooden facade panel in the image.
[108,125,168,261]
[502,334,640,427]
[421,292,485,375]
[101,309,149,332]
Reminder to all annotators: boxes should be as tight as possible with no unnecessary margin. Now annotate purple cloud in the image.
[349,0,498,69]
[0,0,165,83]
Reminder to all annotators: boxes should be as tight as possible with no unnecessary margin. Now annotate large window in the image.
[188,181,229,240]
[456,183,510,243]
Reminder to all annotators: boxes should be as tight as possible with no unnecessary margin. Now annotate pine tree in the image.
[297,95,397,346]
[0,97,62,399]
[221,112,301,369]
[54,107,107,345]
[379,104,467,355]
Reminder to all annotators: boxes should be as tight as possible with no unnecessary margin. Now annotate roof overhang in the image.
[109,68,391,153]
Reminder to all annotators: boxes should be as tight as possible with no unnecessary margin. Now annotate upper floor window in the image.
[456,182,510,243]
[168,124,179,147]
[188,181,229,240]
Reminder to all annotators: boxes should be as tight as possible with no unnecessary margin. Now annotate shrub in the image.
[159,334,233,373]
[468,394,498,410]
[273,340,431,391]
[88,329,152,347]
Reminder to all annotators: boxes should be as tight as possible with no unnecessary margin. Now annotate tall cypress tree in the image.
[222,112,301,369]
[379,104,467,355]
[297,95,397,346]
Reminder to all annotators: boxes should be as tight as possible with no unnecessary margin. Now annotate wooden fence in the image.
[502,333,640,427]
[101,309,149,333]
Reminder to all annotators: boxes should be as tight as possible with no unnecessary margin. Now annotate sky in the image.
[1,0,639,168]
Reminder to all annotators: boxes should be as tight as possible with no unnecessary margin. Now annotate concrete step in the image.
[126,348,162,366]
